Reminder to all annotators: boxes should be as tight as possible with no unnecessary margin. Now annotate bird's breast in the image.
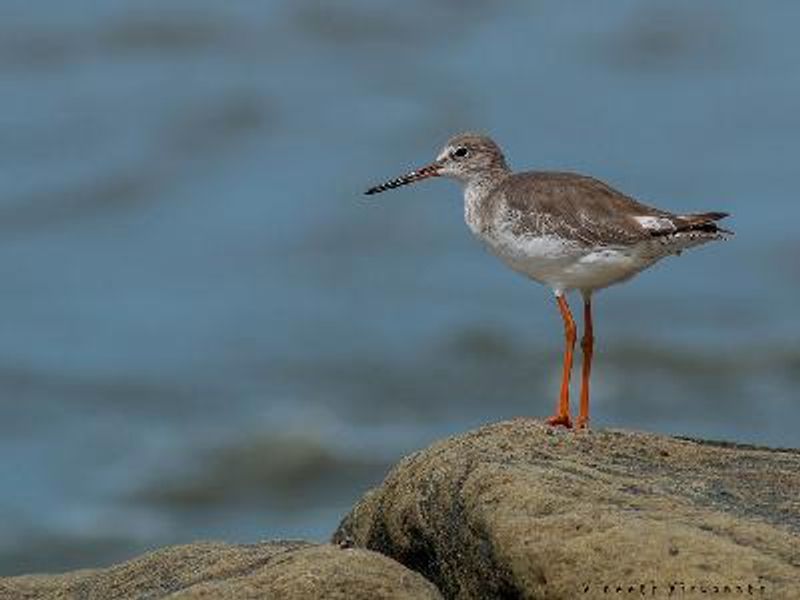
[463,186,491,237]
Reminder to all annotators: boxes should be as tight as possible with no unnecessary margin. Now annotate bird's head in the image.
[365,133,509,195]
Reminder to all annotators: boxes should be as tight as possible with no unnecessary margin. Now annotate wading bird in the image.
[366,133,731,429]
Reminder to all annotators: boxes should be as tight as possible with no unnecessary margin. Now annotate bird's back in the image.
[479,171,728,246]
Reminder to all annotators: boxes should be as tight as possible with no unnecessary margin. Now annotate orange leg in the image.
[546,294,575,428]
[576,295,593,430]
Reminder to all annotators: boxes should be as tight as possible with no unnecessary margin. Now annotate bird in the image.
[364,133,731,429]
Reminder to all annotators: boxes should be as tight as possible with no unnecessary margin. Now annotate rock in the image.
[333,419,800,599]
[0,541,443,599]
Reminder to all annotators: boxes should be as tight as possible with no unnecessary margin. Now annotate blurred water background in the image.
[1,0,798,576]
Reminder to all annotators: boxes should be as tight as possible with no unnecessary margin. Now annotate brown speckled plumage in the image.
[485,171,728,246]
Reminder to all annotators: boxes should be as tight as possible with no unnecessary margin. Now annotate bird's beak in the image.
[364,162,441,195]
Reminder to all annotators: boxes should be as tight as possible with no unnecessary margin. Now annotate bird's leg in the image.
[546,293,575,428]
[576,294,594,430]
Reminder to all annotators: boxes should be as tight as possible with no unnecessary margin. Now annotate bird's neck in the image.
[463,170,510,236]
[464,166,509,197]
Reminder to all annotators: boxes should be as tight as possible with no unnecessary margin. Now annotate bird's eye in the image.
[452,147,469,159]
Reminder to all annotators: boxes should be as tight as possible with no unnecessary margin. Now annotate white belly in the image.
[478,226,656,293]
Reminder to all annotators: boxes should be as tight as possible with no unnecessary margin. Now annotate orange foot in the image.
[575,417,589,430]
[545,414,573,428]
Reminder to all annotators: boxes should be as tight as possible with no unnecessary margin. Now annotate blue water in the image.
[1,1,798,575]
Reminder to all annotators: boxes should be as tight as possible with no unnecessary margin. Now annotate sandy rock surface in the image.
[0,541,443,600]
[334,419,800,599]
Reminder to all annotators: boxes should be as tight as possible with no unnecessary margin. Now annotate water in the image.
[1,0,798,575]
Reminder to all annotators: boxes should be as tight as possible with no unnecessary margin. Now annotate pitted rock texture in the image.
[333,419,800,599]
[0,541,443,600]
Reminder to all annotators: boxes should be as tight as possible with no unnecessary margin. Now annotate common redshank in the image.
[365,133,732,429]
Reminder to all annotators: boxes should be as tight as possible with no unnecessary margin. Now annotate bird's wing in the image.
[497,172,727,246]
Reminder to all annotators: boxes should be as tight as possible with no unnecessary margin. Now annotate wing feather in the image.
[496,172,730,245]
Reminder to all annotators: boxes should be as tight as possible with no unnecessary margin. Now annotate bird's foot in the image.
[545,414,573,428]
[575,416,590,430]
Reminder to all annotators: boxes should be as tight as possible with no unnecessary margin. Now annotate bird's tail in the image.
[674,212,733,236]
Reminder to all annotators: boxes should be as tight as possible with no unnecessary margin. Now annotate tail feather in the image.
[660,212,733,237]
[676,212,733,235]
